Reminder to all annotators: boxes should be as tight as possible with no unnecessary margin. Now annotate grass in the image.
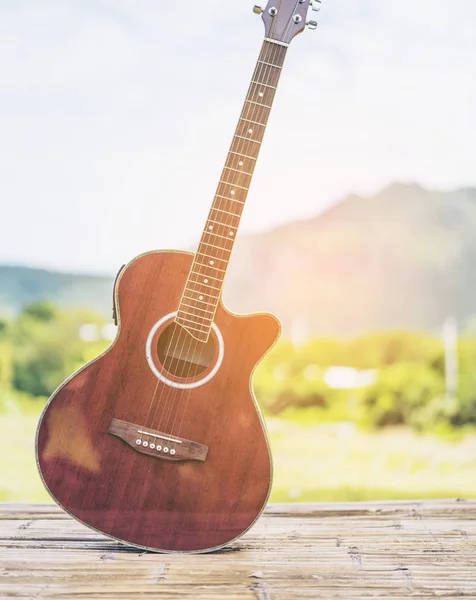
[2,411,476,503]
[268,419,476,501]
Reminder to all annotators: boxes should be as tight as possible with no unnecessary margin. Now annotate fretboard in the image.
[176,39,288,342]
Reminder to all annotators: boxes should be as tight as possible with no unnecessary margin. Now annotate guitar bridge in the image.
[109,418,208,462]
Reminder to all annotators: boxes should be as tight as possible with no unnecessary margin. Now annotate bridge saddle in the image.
[109,418,208,462]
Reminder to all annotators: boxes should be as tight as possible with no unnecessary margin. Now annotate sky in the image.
[1,0,475,275]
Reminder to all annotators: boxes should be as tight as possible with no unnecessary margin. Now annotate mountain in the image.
[0,265,114,319]
[2,183,476,336]
[225,183,476,336]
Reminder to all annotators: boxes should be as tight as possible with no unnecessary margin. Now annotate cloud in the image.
[1,0,474,273]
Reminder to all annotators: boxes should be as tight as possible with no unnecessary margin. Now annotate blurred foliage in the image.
[1,302,476,433]
[0,301,109,406]
[255,331,476,432]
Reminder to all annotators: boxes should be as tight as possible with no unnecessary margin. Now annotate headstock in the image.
[253,0,322,45]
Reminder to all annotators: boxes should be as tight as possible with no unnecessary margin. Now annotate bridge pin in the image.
[163,447,169,453]
[142,441,148,447]
[150,443,155,449]
[170,449,176,455]
[156,445,162,451]
[136,439,141,445]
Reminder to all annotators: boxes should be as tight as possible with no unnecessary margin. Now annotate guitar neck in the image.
[176,39,288,341]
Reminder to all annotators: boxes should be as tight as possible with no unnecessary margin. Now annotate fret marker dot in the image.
[239,161,244,166]
[204,279,209,283]
[209,260,214,265]
[258,92,264,97]
[229,231,234,236]
[199,295,204,300]
[230,190,235,195]
[248,129,253,134]
[208,226,213,230]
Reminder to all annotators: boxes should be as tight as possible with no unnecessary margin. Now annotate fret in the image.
[217,180,248,191]
[234,135,261,145]
[215,194,245,204]
[177,311,213,325]
[239,117,266,127]
[187,285,221,297]
[247,88,275,106]
[195,254,227,273]
[195,251,229,263]
[189,272,223,284]
[180,302,214,315]
[219,181,249,191]
[250,80,277,90]
[236,121,266,137]
[194,261,227,273]
[206,219,237,230]
[176,312,213,324]
[175,319,209,334]
[199,241,232,253]
[183,292,219,302]
[194,254,228,265]
[228,151,257,161]
[204,231,235,242]
[211,207,241,218]
[240,108,269,122]
[183,290,219,302]
[187,278,222,290]
[245,99,272,109]
[202,228,236,240]
[257,60,282,69]
[251,69,281,88]
[224,166,253,176]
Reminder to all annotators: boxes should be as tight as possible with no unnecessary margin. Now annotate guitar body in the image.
[36,250,280,553]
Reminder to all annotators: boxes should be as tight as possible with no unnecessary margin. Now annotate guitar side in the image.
[36,250,280,553]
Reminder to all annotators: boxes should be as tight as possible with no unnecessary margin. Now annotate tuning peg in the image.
[253,4,263,14]
[310,0,322,11]
[306,20,318,29]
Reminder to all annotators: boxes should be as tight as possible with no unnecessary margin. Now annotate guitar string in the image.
[168,39,289,439]
[163,44,284,437]
[163,28,291,438]
[154,44,280,437]
[146,10,295,441]
[158,7,295,438]
[139,324,182,444]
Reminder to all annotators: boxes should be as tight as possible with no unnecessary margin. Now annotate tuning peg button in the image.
[310,0,322,11]
[253,5,263,14]
[307,20,318,30]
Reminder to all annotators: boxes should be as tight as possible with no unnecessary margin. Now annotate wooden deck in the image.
[1,500,475,599]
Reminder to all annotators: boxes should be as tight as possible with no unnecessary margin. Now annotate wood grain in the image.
[36,250,280,553]
[1,500,475,599]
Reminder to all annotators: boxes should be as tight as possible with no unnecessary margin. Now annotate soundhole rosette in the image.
[145,312,224,389]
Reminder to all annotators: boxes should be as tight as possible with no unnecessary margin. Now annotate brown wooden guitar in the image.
[36,0,320,553]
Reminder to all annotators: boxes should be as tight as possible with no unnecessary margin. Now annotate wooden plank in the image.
[0,501,475,599]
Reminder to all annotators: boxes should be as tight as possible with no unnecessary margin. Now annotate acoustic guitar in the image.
[36,0,321,553]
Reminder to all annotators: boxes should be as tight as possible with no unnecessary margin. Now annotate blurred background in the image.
[1,0,475,503]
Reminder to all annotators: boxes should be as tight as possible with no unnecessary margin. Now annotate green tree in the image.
[12,302,108,397]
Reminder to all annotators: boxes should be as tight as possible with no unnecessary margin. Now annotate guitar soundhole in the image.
[157,322,215,378]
